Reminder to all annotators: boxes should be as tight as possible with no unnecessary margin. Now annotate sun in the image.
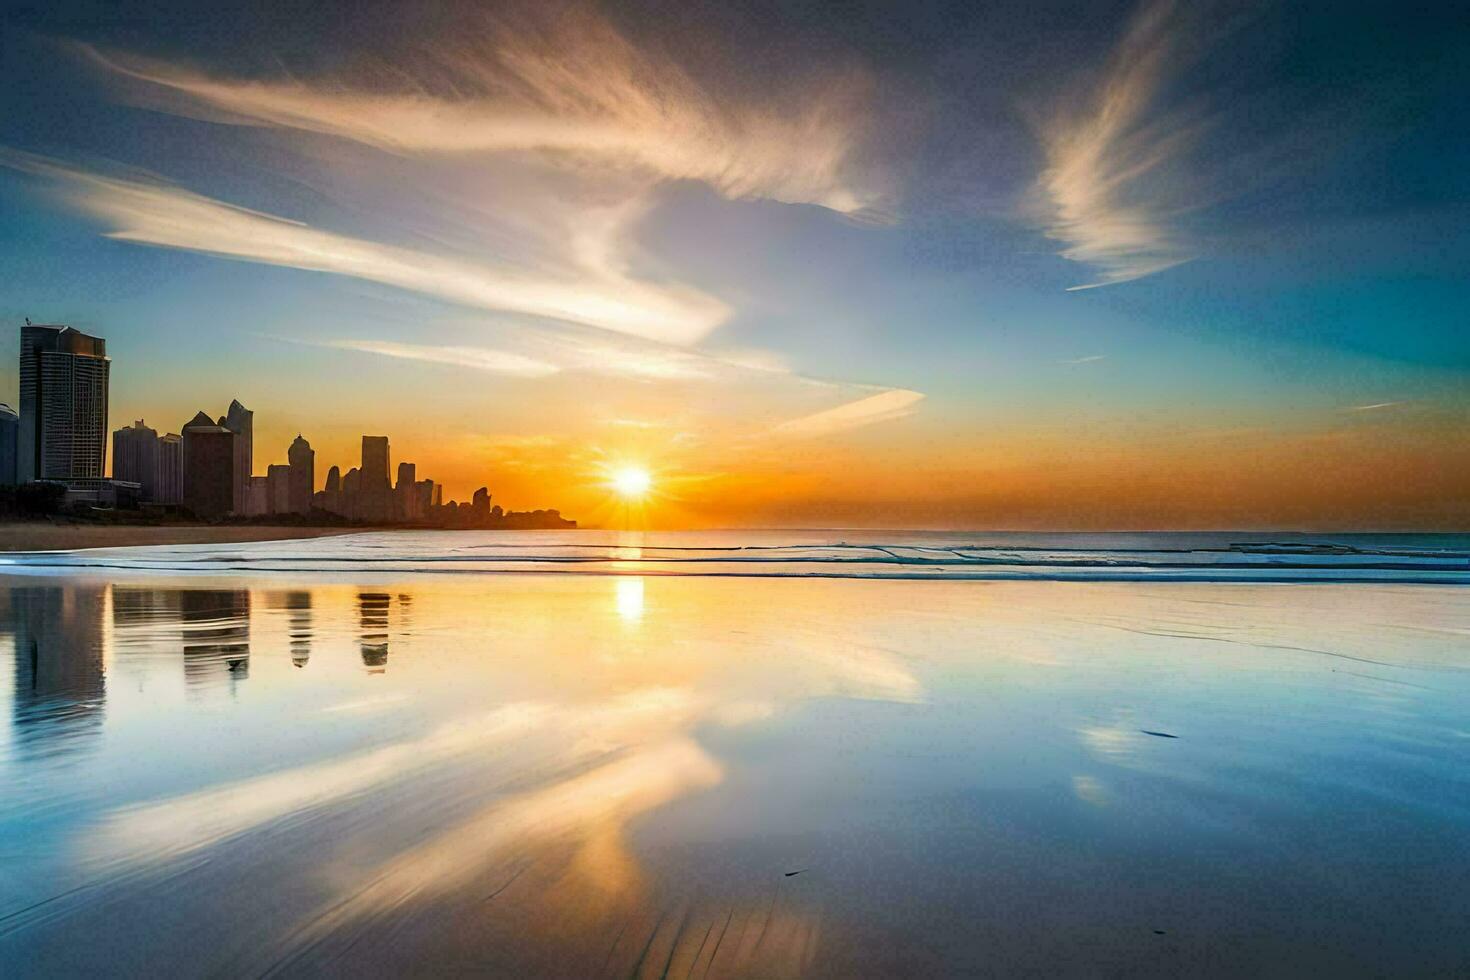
[611,466,652,499]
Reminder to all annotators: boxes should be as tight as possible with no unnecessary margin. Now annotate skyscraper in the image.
[112,420,159,498]
[19,324,110,482]
[288,435,315,515]
[396,461,416,520]
[155,433,183,504]
[322,464,342,515]
[266,463,291,514]
[181,410,235,518]
[360,436,391,522]
[0,402,18,486]
[223,400,253,514]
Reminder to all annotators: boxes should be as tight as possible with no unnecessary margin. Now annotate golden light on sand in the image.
[610,466,652,500]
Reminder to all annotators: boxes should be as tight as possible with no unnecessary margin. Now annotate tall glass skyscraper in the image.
[18,324,110,482]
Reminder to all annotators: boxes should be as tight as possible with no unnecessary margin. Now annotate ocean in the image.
[1,530,1467,976]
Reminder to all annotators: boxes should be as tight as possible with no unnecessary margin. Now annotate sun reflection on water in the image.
[615,577,645,622]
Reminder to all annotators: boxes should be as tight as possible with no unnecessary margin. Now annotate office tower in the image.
[415,479,434,519]
[223,400,252,514]
[155,433,183,504]
[244,475,269,516]
[266,463,291,514]
[396,461,416,520]
[322,464,342,515]
[112,420,159,498]
[181,411,236,518]
[288,435,315,515]
[360,436,391,522]
[342,466,361,520]
[472,486,491,521]
[19,324,110,482]
[0,402,17,485]
[362,436,389,486]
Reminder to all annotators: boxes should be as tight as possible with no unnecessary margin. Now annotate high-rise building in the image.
[321,464,342,515]
[0,402,18,486]
[362,437,389,485]
[288,435,315,515]
[112,420,159,498]
[155,433,183,504]
[395,461,417,520]
[360,436,391,522]
[342,466,361,520]
[19,324,110,482]
[266,463,291,514]
[223,400,252,514]
[181,411,236,518]
[244,475,269,516]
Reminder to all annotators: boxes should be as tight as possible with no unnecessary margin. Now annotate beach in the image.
[1,531,1468,976]
[0,522,360,553]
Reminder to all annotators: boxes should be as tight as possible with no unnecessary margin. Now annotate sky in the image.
[0,0,1466,529]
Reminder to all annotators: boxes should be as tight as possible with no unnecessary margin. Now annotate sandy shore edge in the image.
[0,523,366,553]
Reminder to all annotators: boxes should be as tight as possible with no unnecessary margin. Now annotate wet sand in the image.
[2,569,1467,976]
[0,522,360,552]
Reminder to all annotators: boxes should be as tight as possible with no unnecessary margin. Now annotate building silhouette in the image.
[319,464,341,515]
[223,400,253,514]
[19,324,110,482]
[112,420,159,498]
[342,466,361,519]
[243,475,266,516]
[288,435,315,515]
[266,463,291,514]
[395,461,416,520]
[0,402,17,485]
[154,432,182,504]
[181,411,236,518]
[359,436,392,522]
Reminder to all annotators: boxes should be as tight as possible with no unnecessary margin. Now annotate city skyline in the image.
[9,319,558,524]
[1,0,1467,528]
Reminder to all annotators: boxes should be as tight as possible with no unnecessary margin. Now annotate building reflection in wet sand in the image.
[277,591,313,668]
[180,590,251,685]
[3,585,106,756]
[357,592,392,671]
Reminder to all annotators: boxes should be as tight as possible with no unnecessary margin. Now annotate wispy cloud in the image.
[321,334,713,382]
[1062,354,1108,364]
[78,6,880,214]
[3,150,728,345]
[1035,0,1208,290]
[1345,401,1406,412]
[328,340,560,378]
[773,388,925,439]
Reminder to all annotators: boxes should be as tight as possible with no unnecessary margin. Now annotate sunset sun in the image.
[611,466,652,499]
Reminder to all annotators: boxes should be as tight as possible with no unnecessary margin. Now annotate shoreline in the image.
[0,522,366,552]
